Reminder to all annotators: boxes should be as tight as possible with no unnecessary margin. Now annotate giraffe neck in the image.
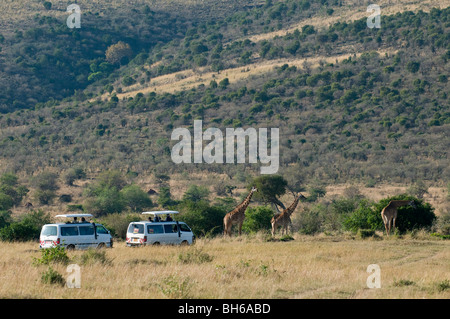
[285,195,301,216]
[234,190,254,215]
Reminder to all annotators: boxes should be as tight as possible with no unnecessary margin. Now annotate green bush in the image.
[41,267,65,286]
[182,185,210,203]
[343,195,435,233]
[342,199,380,232]
[120,184,153,212]
[0,210,51,242]
[98,212,140,239]
[242,206,273,234]
[178,200,225,236]
[357,229,376,239]
[297,205,324,235]
[33,245,70,266]
[374,195,435,233]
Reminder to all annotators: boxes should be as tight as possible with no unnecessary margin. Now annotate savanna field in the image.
[1,234,449,299]
[0,0,449,304]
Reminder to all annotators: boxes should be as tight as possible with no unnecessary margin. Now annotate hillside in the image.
[0,0,449,215]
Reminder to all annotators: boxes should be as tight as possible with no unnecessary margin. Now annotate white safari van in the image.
[126,211,194,246]
[39,214,113,250]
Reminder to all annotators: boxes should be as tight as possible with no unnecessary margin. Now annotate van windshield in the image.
[41,225,57,236]
[128,224,144,234]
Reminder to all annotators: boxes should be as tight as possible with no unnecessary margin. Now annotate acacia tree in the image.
[250,175,288,212]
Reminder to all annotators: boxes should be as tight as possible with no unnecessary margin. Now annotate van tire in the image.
[180,240,189,246]
[66,244,75,251]
[153,242,160,246]
[97,243,106,249]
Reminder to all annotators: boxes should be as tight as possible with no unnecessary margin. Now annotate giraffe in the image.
[271,193,306,237]
[223,186,258,236]
[381,200,416,236]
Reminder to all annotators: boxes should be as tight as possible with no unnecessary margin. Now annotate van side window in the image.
[79,226,95,236]
[61,226,79,236]
[148,224,164,234]
[164,224,177,233]
[179,224,191,232]
[96,225,108,234]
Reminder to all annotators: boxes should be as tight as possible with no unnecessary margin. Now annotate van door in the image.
[163,224,178,244]
[146,224,164,244]
[60,225,79,248]
[179,223,193,244]
[78,224,96,248]
[95,224,111,247]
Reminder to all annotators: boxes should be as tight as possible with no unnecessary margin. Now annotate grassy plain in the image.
[0,234,449,299]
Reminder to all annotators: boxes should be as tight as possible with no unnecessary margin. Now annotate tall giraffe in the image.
[223,186,258,236]
[271,193,306,236]
[381,200,415,236]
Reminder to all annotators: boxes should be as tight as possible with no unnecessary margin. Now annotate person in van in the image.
[148,216,153,222]
[154,215,161,222]
[165,214,173,222]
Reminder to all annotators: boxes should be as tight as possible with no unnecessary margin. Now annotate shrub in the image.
[342,199,381,232]
[105,42,133,65]
[343,195,436,233]
[406,61,420,73]
[374,195,435,233]
[297,205,325,235]
[98,212,140,239]
[0,210,12,229]
[242,206,273,234]
[178,200,225,236]
[120,184,153,212]
[41,267,65,286]
[182,185,210,203]
[357,229,376,239]
[0,193,14,211]
[84,187,125,216]
[34,189,57,205]
[178,247,213,264]
[122,76,135,87]
[157,186,177,207]
[80,248,112,265]
[43,2,52,11]
[33,246,70,266]
[0,210,51,241]
[158,274,193,299]
[280,234,294,241]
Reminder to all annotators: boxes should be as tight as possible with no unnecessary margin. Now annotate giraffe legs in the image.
[386,218,393,236]
[392,217,396,234]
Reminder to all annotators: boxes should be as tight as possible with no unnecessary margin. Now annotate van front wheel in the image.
[180,240,189,246]
[66,244,75,251]
[97,243,106,249]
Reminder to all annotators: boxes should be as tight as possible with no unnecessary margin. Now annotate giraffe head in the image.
[251,186,258,193]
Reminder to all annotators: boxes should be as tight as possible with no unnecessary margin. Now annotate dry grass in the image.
[1,234,449,299]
